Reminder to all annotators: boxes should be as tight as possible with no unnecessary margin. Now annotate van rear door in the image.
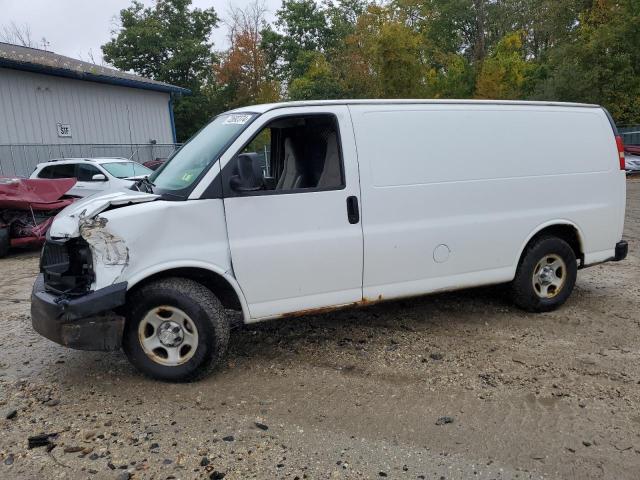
[221,106,363,319]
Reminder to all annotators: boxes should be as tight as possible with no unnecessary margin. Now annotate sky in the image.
[0,0,282,64]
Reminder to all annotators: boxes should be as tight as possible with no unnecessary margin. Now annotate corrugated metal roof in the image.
[0,42,190,95]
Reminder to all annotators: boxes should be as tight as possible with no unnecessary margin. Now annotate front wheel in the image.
[510,236,577,312]
[123,277,230,382]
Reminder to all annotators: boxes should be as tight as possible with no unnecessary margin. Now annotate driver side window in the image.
[229,114,344,194]
[76,164,103,182]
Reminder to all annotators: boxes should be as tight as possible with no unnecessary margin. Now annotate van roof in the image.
[231,99,601,114]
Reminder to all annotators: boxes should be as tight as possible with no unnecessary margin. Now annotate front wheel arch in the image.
[124,265,249,321]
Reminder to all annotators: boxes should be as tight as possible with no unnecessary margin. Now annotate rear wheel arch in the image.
[517,222,584,269]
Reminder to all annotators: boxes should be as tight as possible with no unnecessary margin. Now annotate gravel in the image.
[0,178,638,479]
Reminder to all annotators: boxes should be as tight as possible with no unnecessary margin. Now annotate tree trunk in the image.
[473,0,486,64]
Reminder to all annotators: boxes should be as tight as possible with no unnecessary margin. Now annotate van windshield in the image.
[150,113,257,197]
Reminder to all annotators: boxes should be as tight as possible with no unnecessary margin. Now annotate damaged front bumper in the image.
[31,274,127,351]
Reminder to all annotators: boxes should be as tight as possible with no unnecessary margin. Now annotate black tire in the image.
[123,277,230,382]
[510,235,577,312]
[0,227,9,258]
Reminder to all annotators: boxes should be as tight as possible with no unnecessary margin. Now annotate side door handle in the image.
[346,196,360,224]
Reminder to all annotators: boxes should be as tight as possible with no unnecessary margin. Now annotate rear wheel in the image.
[123,277,230,382]
[511,236,577,312]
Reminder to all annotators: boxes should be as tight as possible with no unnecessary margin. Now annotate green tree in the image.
[324,0,369,51]
[262,0,371,96]
[375,21,425,97]
[534,0,640,124]
[489,0,591,60]
[427,54,475,98]
[394,0,491,62]
[261,0,332,83]
[341,5,427,98]
[101,0,640,132]
[384,1,476,98]
[475,31,532,99]
[102,0,219,141]
[288,51,343,100]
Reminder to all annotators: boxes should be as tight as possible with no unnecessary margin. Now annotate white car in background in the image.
[623,145,640,174]
[30,158,153,197]
[625,154,640,174]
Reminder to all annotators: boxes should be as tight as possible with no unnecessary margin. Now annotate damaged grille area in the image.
[40,239,94,295]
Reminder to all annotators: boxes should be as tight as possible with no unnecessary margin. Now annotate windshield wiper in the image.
[159,191,185,200]
[133,176,155,194]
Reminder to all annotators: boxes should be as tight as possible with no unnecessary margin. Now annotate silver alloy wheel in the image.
[532,254,566,299]
[138,306,199,366]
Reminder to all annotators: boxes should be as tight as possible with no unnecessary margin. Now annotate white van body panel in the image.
[86,196,252,317]
[214,105,364,320]
[348,104,625,301]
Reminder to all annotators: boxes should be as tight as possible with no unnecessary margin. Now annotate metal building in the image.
[0,42,189,176]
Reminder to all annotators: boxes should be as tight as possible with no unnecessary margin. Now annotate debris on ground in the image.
[435,416,455,426]
[27,433,57,449]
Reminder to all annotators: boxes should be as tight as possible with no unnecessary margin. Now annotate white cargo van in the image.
[31,100,628,381]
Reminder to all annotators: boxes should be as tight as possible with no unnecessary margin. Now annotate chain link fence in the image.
[2,126,638,178]
[0,143,181,177]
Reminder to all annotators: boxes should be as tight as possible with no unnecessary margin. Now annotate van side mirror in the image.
[91,173,107,182]
[230,154,263,192]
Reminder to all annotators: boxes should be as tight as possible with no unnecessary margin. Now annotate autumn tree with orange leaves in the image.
[214,1,280,108]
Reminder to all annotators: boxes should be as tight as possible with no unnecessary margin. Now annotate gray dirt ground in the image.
[1,178,639,480]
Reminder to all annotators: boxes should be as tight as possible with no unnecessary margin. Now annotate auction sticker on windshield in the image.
[223,114,253,125]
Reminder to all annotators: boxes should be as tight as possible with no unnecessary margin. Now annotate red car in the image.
[0,177,76,257]
[625,145,640,155]
[142,158,167,171]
